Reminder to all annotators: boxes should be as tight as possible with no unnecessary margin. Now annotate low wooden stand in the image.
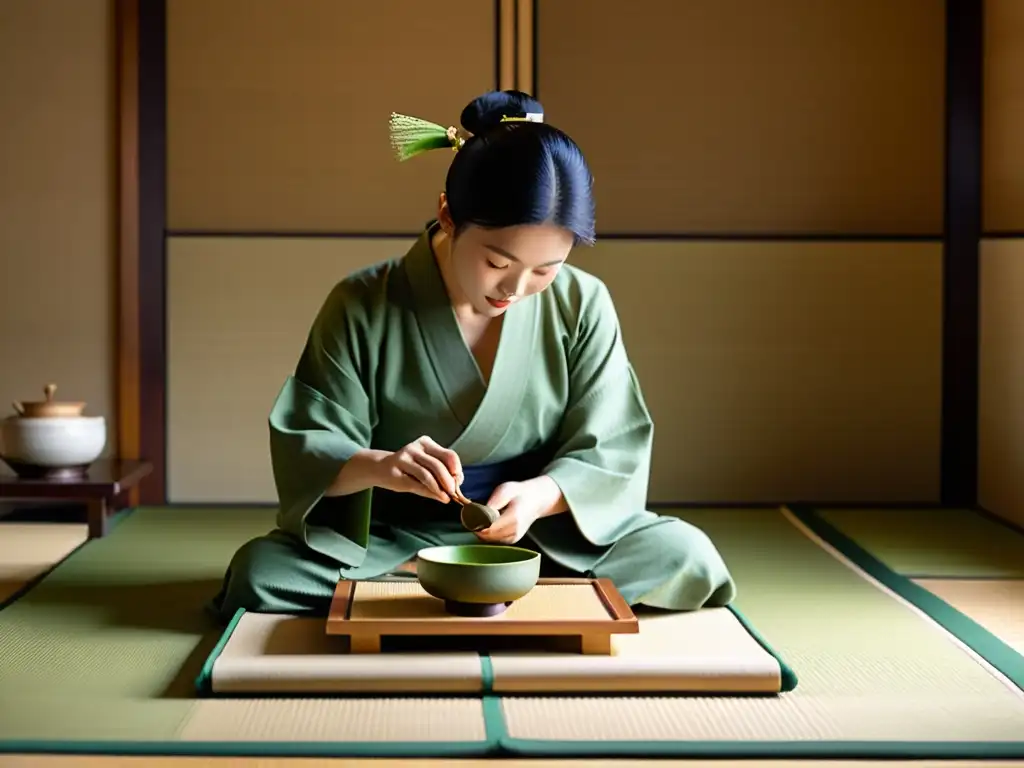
[0,459,153,539]
[326,576,639,654]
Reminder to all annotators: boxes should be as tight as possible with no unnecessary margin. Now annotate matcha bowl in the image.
[416,544,541,617]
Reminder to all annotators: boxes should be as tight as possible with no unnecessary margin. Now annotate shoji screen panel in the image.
[535,0,945,235]
[166,236,415,503]
[983,0,1024,232]
[166,0,497,233]
[979,0,1024,527]
[573,240,942,502]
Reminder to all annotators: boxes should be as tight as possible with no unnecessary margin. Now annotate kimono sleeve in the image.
[268,280,379,567]
[541,278,656,546]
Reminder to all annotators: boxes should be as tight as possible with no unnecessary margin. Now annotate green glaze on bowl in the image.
[416,544,541,611]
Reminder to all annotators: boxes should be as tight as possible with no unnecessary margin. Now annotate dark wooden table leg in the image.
[86,498,108,539]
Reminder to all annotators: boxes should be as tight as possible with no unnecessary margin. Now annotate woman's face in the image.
[438,201,574,317]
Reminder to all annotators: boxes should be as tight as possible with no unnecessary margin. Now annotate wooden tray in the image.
[326,577,638,654]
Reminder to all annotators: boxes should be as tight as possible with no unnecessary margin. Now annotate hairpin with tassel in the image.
[388,112,464,161]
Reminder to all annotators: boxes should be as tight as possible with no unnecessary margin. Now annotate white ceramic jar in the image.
[0,383,106,469]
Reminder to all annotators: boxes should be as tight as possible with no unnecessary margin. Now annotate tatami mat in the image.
[0,522,86,603]
[811,507,1024,577]
[495,508,1024,753]
[177,698,488,743]
[1,506,1023,759]
[0,509,275,744]
[803,506,1024,667]
[205,591,789,696]
[790,504,1024,697]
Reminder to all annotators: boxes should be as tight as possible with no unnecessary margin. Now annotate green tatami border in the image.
[498,739,1024,759]
[727,604,799,692]
[903,574,1024,581]
[194,607,244,697]
[5,736,1024,760]
[788,504,1024,693]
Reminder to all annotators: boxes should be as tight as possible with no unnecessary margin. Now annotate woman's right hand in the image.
[374,435,464,503]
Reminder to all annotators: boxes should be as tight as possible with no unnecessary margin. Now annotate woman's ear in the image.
[437,193,455,235]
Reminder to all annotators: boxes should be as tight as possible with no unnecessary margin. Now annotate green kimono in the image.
[209,224,736,623]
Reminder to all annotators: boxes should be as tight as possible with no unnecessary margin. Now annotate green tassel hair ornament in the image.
[388,112,464,161]
[388,109,542,162]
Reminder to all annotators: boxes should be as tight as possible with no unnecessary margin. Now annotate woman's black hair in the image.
[444,90,596,246]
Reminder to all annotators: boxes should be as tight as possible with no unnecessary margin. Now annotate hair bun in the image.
[460,90,544,135]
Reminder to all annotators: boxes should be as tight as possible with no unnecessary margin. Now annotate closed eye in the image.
[487,260,508,269]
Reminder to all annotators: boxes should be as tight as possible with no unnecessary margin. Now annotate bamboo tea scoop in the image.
[452,483,499,532]
[460,501,500,532]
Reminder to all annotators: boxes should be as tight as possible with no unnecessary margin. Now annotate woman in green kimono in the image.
[209,90,737,623]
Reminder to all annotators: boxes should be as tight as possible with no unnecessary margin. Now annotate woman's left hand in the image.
[475,476,562,544]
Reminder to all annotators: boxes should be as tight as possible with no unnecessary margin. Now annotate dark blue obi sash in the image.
[371,447,553,526]
[458,449,551,502]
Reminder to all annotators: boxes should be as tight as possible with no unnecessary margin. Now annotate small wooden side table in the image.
[0,459,153,539]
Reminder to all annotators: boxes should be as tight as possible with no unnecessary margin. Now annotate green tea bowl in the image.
[416,544,541,617]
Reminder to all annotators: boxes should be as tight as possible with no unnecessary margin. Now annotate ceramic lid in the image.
[12,384,87,418]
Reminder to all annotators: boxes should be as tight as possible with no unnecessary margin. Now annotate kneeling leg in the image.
[207,529,343,624]
[590,516,737,610]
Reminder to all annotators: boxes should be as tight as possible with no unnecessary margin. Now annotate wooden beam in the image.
[117,0,166,505]
[941,0,984,505]
[115,0,140,506]
[137,0,167,505]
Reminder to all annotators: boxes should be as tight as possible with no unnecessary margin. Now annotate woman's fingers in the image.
[475,509,518,543]
[385,436,465,504]
[450,483,472,505]
[411,450,459,497]
[476,529,515,544]
[395,454,449,502]
[418,437,464,483]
